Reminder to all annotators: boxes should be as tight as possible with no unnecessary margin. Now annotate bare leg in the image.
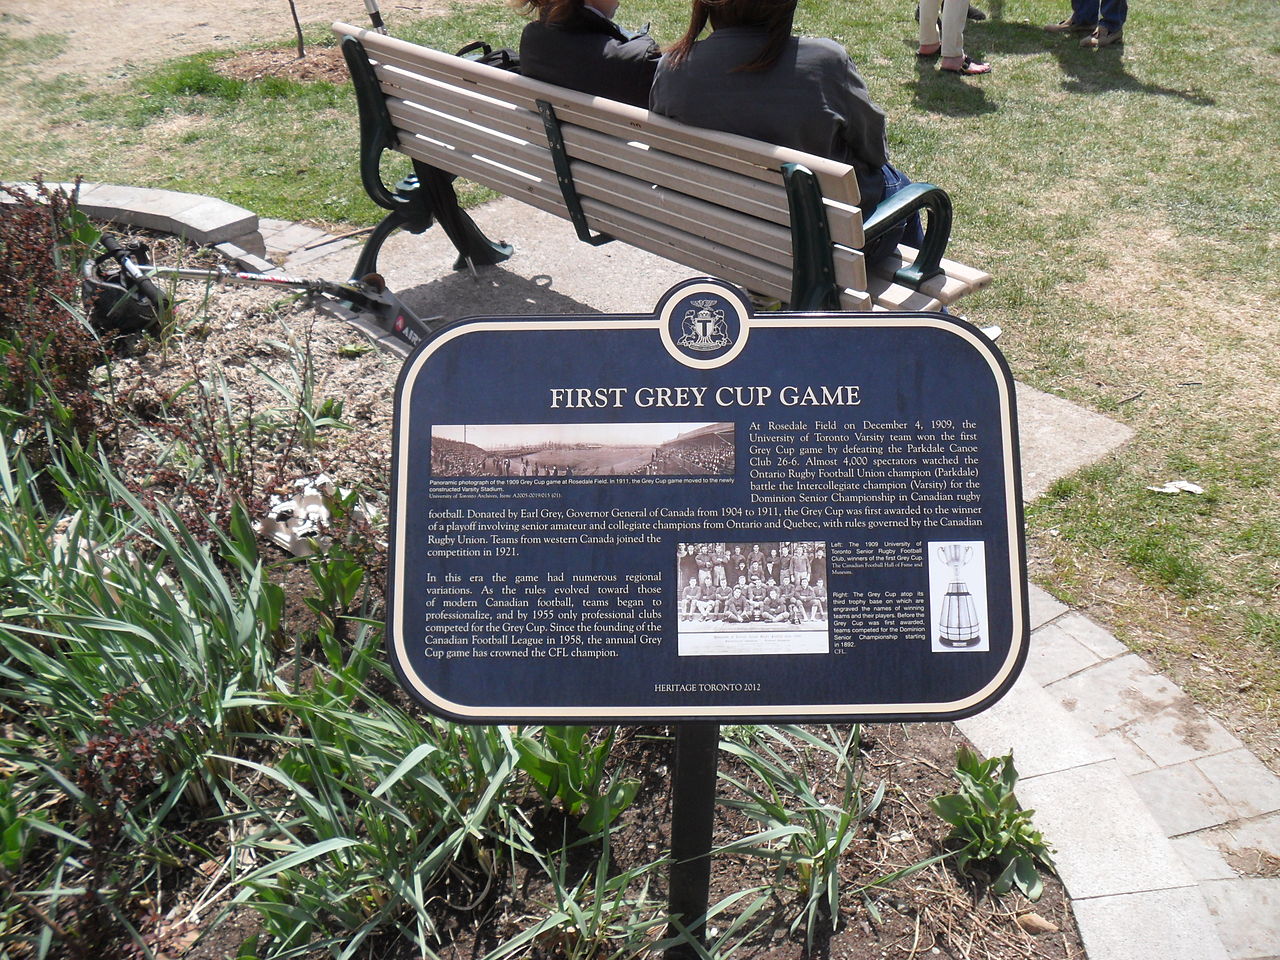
[939,0,992,73]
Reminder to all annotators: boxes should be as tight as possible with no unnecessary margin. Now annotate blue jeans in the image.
[1071,0,1127,30]
[865,163,925,267]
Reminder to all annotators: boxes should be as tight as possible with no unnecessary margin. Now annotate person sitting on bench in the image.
[513,0,661,107]
[650,0,923,265]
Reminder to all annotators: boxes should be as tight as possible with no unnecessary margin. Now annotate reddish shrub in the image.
[0,178,104,440]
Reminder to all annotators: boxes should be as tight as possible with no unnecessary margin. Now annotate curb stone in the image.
[1,181,265,254]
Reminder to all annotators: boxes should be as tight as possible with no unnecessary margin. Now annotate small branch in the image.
[287,0,306,58]
[0,864,74,941]
[302,225,376,250]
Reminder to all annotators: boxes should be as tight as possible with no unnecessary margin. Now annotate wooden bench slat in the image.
[376,66,864,248]
[580,203,793,297]
[578,168,864,292]
[390,130,789,289]
[385,100,867,292]
[386,98,546,176]
[395,131,872,299]
[866,246,993,308]
[579,194,870,309]
[386,104,792,264]
[866,277,949,312]
[392,130,864,309]
[396,132,562,208]
[831,247,870,296]
[563,128,796,230]
[890,246,994,293]
[337,24,862,205]
[563,126,863,251]
[391,119,950,316]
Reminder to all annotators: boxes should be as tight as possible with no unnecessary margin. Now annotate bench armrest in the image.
[862,182,952,290]
[341,36,408,213]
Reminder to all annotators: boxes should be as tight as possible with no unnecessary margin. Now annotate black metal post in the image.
[666,722,720,960]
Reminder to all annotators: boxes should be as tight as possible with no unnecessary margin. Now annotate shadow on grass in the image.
[1049,43,1216,105]
[907,56,997,117]
[975,17,1217,105]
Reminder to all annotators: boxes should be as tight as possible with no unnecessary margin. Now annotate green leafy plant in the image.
[487,832,669,960]
[514,726,639,833]
[930,747,1054,900]
[251,325,351,452]
[223,695,532,959]
[716,725,884,946]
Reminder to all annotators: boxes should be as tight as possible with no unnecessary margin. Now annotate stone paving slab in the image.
[1124,707,1243,769]
[1049,654,1187,734]
[1015,759,1195,900]
[1015,384,1133,502]
[1170,831,1242,882]
[1132,761,1239,836]
[263,222,329,256]
[1069,887,1230,960]
[1198,877,1280,959]
[165,195,258,245]
[258,217,295,236]
[1093,728,1159,775]
[957,670,1111,779]
[1197,750,1280,820]
[1194,812,1280,875]
[1052,611,1129,660]
[1025,618,1109,685]
[1027,583,1068,630]
[3,181,259,246]
[283,237,361,270]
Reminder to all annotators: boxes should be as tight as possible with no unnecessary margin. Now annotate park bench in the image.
[332,22,991,313]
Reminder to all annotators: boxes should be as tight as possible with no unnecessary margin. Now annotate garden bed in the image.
[0,196,1080,958]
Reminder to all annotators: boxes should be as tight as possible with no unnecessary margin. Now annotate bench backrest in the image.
[332,23,874,309]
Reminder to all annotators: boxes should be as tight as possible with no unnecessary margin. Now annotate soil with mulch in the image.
[215,45,351,84]
[85,231,1086,960]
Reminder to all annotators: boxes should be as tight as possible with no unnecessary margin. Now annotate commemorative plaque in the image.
[386,279,1028,723]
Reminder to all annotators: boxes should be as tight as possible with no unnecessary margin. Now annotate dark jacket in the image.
[520,6,660,108]
[649,28,890,208]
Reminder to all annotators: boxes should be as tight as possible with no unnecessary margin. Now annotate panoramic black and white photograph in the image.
[430,422,735,477]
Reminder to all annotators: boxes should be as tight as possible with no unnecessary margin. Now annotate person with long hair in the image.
[650,0,922,264]
[511,0,660,107]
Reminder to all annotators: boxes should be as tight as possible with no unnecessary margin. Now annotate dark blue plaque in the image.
[386,279,1027,722]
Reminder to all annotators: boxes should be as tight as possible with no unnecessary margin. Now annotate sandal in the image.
[941,55,992,75]
[917,42,942,58]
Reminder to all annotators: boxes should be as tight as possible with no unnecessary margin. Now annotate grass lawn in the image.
[2,0,1278,766]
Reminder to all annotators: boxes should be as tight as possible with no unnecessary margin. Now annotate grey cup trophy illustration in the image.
[937,544,981,648]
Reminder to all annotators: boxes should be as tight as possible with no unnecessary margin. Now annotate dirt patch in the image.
[0,0,477,78]
[215,44,352,84]
[1065,216,1280,406]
